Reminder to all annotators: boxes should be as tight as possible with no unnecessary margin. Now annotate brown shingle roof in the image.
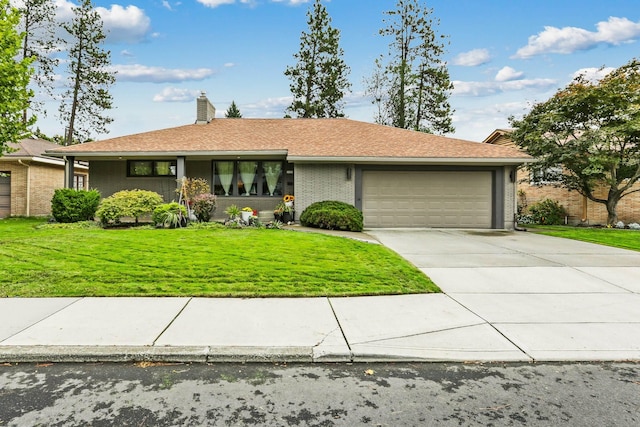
[46,118,530,163]
[6,138,62,158]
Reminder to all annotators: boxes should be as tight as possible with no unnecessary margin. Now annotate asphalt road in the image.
[1,362,638,426]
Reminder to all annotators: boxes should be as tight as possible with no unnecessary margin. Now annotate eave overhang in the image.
[286,156,533,166]
[45,150,289,161]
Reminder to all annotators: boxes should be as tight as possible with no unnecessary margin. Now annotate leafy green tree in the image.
[509,59,640,225]
[284,0,351,118]
[0,0,34,156]
[16,0,59,124]
[58,0,115,145]
[367,0,454,134]
[225,100,242,118]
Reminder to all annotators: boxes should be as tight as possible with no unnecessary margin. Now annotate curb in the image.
[0,346,353,364]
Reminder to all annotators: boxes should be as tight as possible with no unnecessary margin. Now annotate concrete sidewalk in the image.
[1,229,639,363]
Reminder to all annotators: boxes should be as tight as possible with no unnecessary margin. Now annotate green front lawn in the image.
[527,225,640,252]
[0,218,439,297]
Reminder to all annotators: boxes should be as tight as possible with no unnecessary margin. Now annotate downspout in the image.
[511,166,526,231]
[581,196,588,223]
[18,160,31,216]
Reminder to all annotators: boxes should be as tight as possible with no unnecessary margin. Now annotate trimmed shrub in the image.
[96,189,163,225]
[51,188,101,223]
[300,200,363,232]
[528,198,567,225]
[191,193,217,222]
[152,202,188,228]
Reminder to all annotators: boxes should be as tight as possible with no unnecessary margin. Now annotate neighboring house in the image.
[47,94,530,229]
[0,138,89,218]
[484,129,640,225]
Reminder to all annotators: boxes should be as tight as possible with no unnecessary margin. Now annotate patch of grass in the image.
[0,218,439,297]
[527,225,640,252]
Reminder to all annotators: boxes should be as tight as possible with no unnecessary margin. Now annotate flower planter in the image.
[241,211,252,222]
[282,211,294,223]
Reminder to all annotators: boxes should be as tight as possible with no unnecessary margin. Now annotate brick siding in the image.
[0,160,66,217]
[294,163,355,215]
[517,168,640,225]
[487,133,640,225]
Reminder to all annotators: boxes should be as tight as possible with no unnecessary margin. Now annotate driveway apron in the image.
[367,229,640,361]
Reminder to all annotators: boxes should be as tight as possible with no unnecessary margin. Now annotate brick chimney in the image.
[196,92,216,124]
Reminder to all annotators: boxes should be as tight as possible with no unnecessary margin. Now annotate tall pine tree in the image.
[58,0,115,145]
[225,101,242,118]
[367,0,454,134]
[0,0,34,155]
[284,0,350,118]
[16,0,59,124]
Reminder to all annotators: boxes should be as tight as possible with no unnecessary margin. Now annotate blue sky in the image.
[32,0,640,142]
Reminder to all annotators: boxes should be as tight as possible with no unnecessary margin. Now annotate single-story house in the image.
[0,138,89,218]
[47,94,530,229]
[484,129,640,225]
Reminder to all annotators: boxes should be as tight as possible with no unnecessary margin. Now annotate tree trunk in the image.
[605,194,620,226]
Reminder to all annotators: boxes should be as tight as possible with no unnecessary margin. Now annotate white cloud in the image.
[595,16,640,43]
[120,49,135,57]
[197,0,255,7]
[243,96,292,117]
[97,5,151,44]
[451,101,528,142]
[571,67,615,82]
[495,66,524,82]
[452,48,491,67]
[112,64,216,83]
[153,87,201,102]
[54,0,75,22]
[270,0,311,4]
[514,16,640,58]
[224,62,236,68]
[53,1,151,44]
[453,78,557,97]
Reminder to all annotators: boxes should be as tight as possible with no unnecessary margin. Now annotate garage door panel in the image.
[362,171,492,228]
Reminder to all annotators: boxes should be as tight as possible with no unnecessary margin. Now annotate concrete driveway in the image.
[367,229,640,361]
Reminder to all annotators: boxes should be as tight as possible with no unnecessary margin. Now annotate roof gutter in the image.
[45,150,289,160]
[8,155,67,167]
[286,156,534,165]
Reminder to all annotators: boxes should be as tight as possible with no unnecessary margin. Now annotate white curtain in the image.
[217,161,234,196]
[263,162,282,196]
[239,161,257,196]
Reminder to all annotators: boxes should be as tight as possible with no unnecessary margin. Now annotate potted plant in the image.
[274,199,294,223]
[225,204,241,220]
[177,177,211,220]
[241,206,254,223]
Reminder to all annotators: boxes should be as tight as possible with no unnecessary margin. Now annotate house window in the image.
[531,166,562,185]
[214,160,284,197]
[74,174,86,190]
[128,160,177,177]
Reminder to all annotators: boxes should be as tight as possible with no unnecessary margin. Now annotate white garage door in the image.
[0,173,10,218]
[362,171,492,228]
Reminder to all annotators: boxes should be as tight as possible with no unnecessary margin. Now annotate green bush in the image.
[300,200,363,232]
[191,193,217,222]
[152,202,188,228]
[51,188,101,223]
[528,199,567,225]
[96,189,164,225]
